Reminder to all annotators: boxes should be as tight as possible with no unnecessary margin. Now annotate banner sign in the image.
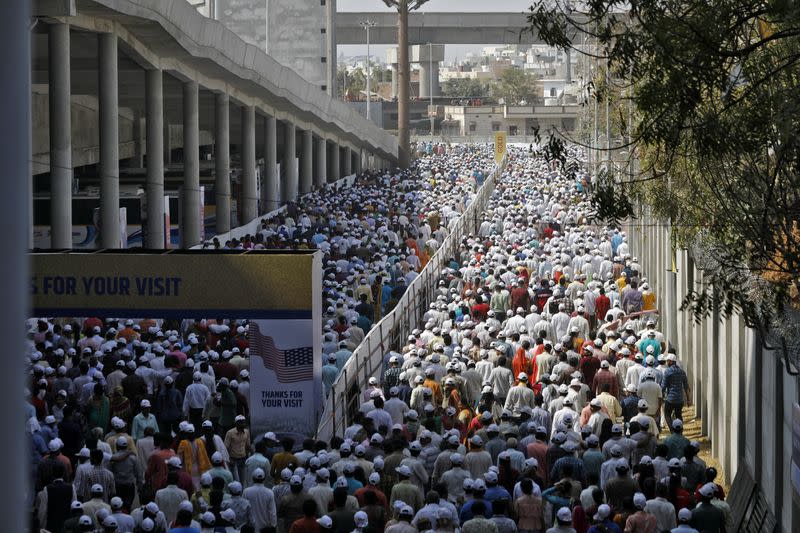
[494,131,507,163]
[30,250,323,439]
[31,251,317,318]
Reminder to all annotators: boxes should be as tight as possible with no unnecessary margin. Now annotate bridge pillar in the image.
[214,93,230,234]
[145,69,164,249]
[282,119,297,202]
[418,60,440,98]
[49,23,72,249]
[300,129,313,194]
[264,115,278,212]
[241,105,257,222]
[314,135,327,188]
[411,44,444,99]
[98,32,120,249]
[181,80,201,248]
[330,141,340,182]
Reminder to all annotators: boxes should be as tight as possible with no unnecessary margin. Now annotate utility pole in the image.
[360,20,376,121]
[383,0,431,167]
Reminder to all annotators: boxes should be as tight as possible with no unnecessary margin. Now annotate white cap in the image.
[556,507,572,522]
[698,482,717,498]
[678,508,692,522]
[354,511,369,527]
[220,508,237,522]
[633,492,647,509]
[317,516,333,528]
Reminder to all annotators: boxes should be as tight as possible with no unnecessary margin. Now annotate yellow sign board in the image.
[30,251,320,318]
[494,131,507,163]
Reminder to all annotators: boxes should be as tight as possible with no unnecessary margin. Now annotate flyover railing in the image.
[316,157,508,441]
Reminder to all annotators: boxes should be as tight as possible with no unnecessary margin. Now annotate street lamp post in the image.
[429,42,434,137]
[360,20,376,121]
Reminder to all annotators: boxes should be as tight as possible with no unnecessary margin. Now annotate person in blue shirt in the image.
[484,471,511,502]
[639,331,661,358]
[459,480,494,522]
[322,355,339,397]
[541,480,572,510]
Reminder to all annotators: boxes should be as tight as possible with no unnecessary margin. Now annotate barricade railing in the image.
[192,173,359,248]
[316,157,508,441]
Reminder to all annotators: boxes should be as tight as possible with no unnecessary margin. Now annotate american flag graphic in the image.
[249,323,313,383]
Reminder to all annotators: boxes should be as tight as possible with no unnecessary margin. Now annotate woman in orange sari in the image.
[512,341,533,380]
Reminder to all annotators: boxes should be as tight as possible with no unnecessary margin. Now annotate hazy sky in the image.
[337,0,538,63]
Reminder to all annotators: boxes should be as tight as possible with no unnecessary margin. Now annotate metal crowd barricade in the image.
[316,157,508,441]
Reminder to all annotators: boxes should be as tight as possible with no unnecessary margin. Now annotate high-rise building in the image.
[215,0,336,95]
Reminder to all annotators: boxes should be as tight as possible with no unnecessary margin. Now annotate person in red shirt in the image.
[595,287,611,325]
[289,499,322,533]
[471,295,490,322]
[354,473,389,513]
[510,283,531,312]
[579,351,601,387]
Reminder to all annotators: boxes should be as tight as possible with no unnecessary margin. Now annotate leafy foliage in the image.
[442,78,491,99]
[492,68,542,105]
[525,0,800,369]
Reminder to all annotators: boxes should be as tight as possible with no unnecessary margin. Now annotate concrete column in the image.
[1,3,30,526]
[390,63,398,99]
[282,120,297,202]
[241,105,257,221]
[344,146,352,176]
[330,141,340,182]
[314,135,327,188]
[264,115,278,211]
[132,110,144,167]
[98,33,120,249]
[418,61,440,98]
[214,92,230,234]
[49,23,72,249]
[300,129,313,194]
[181,80,201,248]
[164,123,172,165]
[145,69,164,248]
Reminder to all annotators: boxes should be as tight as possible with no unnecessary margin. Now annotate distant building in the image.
[440,104,580,137]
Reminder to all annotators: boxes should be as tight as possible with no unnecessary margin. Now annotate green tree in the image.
[526,0,800,367]
[492,68,541,105]
[337,66,366,100]
[442,78,490,99]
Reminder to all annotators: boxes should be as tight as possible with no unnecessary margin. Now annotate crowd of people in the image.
[26,145,730,533]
